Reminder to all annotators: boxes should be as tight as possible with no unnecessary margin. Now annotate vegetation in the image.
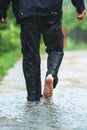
[63,7,87,31]
[0,48,21,80]
[0,7,21,80]
[62,7,87,50]
[66,38,87,51]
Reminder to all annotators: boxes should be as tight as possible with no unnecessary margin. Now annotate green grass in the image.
[65,38,87,51]
[0,48,22,81]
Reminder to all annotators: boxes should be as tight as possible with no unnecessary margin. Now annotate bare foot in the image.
[43,74,54,98]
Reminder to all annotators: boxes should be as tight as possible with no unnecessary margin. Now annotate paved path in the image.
[0,50,87,130]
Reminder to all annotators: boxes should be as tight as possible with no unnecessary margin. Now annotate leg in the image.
[20,17,42,101]
[42,15,64,98]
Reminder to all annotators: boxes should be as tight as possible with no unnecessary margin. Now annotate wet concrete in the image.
[0,50,87,130]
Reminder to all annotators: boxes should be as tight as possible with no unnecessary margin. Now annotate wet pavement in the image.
[0,50,87,130]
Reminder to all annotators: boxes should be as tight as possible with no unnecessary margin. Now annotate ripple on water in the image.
[0,87,87,130]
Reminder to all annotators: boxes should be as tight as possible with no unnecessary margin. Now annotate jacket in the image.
[0,0,85,23]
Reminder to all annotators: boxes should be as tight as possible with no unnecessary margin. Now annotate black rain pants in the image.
[20,15,64,101]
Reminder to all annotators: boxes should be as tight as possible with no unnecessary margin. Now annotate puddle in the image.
[0,87,87,130]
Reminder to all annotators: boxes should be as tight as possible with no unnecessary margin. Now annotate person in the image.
[0,0,86,101]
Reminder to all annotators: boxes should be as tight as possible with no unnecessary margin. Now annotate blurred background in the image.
[0,0,87,80]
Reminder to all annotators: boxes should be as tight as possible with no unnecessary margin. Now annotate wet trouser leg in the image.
[42,15,64,88]
[20,17,42,101]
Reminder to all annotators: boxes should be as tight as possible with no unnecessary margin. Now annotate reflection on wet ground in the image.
[0,89,87,130]
[0,51,87,130]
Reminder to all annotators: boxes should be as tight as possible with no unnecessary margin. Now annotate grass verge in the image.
[0,48,22,81]
[65,38,87,51]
